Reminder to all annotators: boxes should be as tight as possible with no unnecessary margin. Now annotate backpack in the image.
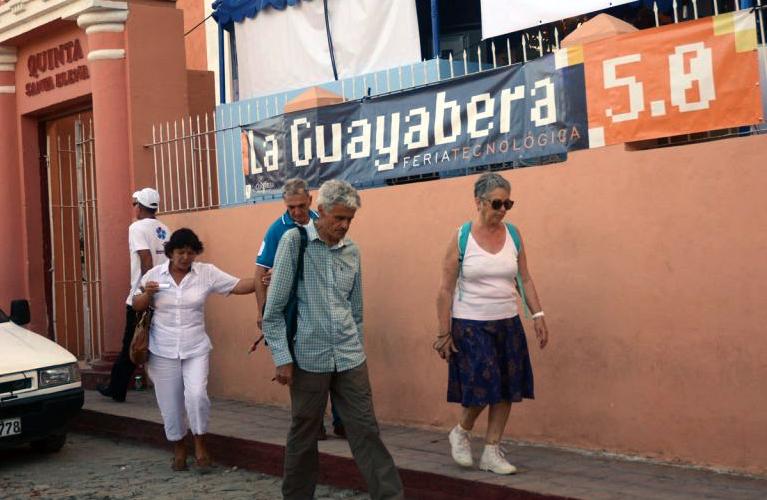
[456,221,530,317]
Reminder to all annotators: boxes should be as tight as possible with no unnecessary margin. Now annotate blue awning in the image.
[212,0,303,27]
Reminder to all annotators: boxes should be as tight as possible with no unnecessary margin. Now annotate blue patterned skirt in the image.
[447,316,534,407]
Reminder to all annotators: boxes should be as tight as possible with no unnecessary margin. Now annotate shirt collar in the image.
[306,223,346,249]
[161,261,199,276]
[282,209,319,226]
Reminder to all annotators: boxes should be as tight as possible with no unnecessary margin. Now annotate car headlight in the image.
[38,363,81,388]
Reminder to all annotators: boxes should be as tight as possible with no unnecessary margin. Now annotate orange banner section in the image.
[583,11,762,147]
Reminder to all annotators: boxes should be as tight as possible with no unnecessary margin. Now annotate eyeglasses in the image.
[485,198,514,210]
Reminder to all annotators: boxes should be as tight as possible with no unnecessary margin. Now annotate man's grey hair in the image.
[317,180,361,210]
[282,178,310,198]
[474,172,511,199]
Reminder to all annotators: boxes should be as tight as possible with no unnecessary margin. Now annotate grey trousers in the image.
[283,362,404,500]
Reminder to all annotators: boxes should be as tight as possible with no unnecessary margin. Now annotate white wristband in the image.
[531,311,545,319]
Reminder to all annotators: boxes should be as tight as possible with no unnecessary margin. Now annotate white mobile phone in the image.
[157,283,171,290]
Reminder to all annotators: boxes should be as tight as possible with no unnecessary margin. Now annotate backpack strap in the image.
[456,222,472,301]
[295,225,308,281]
[505,223,530,318]
[457,222,472,263]
[504,222,521,253]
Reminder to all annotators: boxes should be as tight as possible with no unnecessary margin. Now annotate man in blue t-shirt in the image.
[253,178,343,439]
[254,178,319,305]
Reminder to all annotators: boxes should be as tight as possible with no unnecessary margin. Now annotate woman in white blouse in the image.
[435,173,549,475]
[133,228,255,471]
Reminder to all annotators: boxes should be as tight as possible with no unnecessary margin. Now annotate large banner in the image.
[242,54,589,192]
[238,11,763,195]
[585,10,761,147]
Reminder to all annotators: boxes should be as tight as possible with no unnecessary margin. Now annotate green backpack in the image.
[457,221,530,317]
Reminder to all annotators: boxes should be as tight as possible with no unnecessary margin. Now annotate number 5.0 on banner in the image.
[582,10,762,147]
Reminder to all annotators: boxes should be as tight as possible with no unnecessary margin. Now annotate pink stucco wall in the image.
[162,134,767,474]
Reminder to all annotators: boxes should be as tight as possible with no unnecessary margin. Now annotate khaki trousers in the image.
[283,362,404,500]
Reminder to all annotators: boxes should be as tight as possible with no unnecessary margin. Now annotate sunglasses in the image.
[485,198,514,210]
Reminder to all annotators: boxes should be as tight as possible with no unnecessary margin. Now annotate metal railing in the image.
[148,114,219,215]
[147,0,767,212]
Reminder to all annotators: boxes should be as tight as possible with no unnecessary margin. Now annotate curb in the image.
[72,409,573,500]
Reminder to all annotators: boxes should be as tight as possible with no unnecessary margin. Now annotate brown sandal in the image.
[171,456,188,471]
[194,455,213,474]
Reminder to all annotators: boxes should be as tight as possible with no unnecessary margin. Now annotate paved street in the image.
[0,433,367,499]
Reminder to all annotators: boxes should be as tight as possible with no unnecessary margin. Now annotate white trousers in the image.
[147,352,210,441]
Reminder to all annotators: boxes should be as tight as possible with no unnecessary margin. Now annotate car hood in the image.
[0,322,77,374]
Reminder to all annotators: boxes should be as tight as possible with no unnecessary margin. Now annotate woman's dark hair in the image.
[164,228,204,258]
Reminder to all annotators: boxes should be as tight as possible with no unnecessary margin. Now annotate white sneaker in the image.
[448,425,474,467]
[479,444,517,475]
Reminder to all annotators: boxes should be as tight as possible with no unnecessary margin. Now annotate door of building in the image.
[44,111,103,361]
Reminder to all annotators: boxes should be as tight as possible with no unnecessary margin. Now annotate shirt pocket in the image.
[333,254,358,295]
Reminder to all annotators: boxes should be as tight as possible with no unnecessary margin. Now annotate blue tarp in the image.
[211,0,302,27]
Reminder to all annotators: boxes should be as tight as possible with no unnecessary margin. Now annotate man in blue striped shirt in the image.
[263,180,403,500]
[253,178,342,439]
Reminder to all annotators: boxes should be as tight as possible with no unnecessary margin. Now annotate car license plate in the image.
[0,417,22,437]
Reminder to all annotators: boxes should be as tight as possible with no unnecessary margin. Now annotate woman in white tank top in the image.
[434,172,550,475]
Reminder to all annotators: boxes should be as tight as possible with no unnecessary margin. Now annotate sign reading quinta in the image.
[25,39,90,97]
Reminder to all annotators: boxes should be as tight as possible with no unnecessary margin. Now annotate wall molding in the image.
[87,48,124,61]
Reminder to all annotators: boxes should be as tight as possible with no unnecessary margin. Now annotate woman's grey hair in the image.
[282,178,309,198]
[474,172,511,199]
[317,180,361,210]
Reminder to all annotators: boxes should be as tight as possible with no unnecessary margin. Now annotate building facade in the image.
[0,0,213,363]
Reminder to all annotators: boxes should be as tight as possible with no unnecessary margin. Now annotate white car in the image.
[0,300,84,452]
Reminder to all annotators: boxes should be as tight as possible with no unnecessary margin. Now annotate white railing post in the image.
[158,123,168,211]
[462,49,468,75]
[188,116,198,209]
[714,0,719,16]
[492,41,497,69]
[654,2,660,27]
[692,0,699,19]
[180,119,190,210]
[449,52,455,78]
[165,122,175,212]
[204,113,214,208]
[673,0,679,23]
[522,34,528,62]
[538,30,544,57]
[151,124,160,201]
[506,37,511,66]
[477,46,482,72]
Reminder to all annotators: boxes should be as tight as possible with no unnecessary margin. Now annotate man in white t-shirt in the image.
[98,187,169,402]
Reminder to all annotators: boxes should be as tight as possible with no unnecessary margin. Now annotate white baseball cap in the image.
[135,188,160,209]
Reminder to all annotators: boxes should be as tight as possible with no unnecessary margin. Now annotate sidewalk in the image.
[73,390,767,500]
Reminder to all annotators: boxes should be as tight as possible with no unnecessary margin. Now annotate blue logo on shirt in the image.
[156,227,167,240]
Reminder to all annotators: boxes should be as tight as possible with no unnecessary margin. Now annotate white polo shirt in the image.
[127,218,170,305]
[140,261,239,359]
